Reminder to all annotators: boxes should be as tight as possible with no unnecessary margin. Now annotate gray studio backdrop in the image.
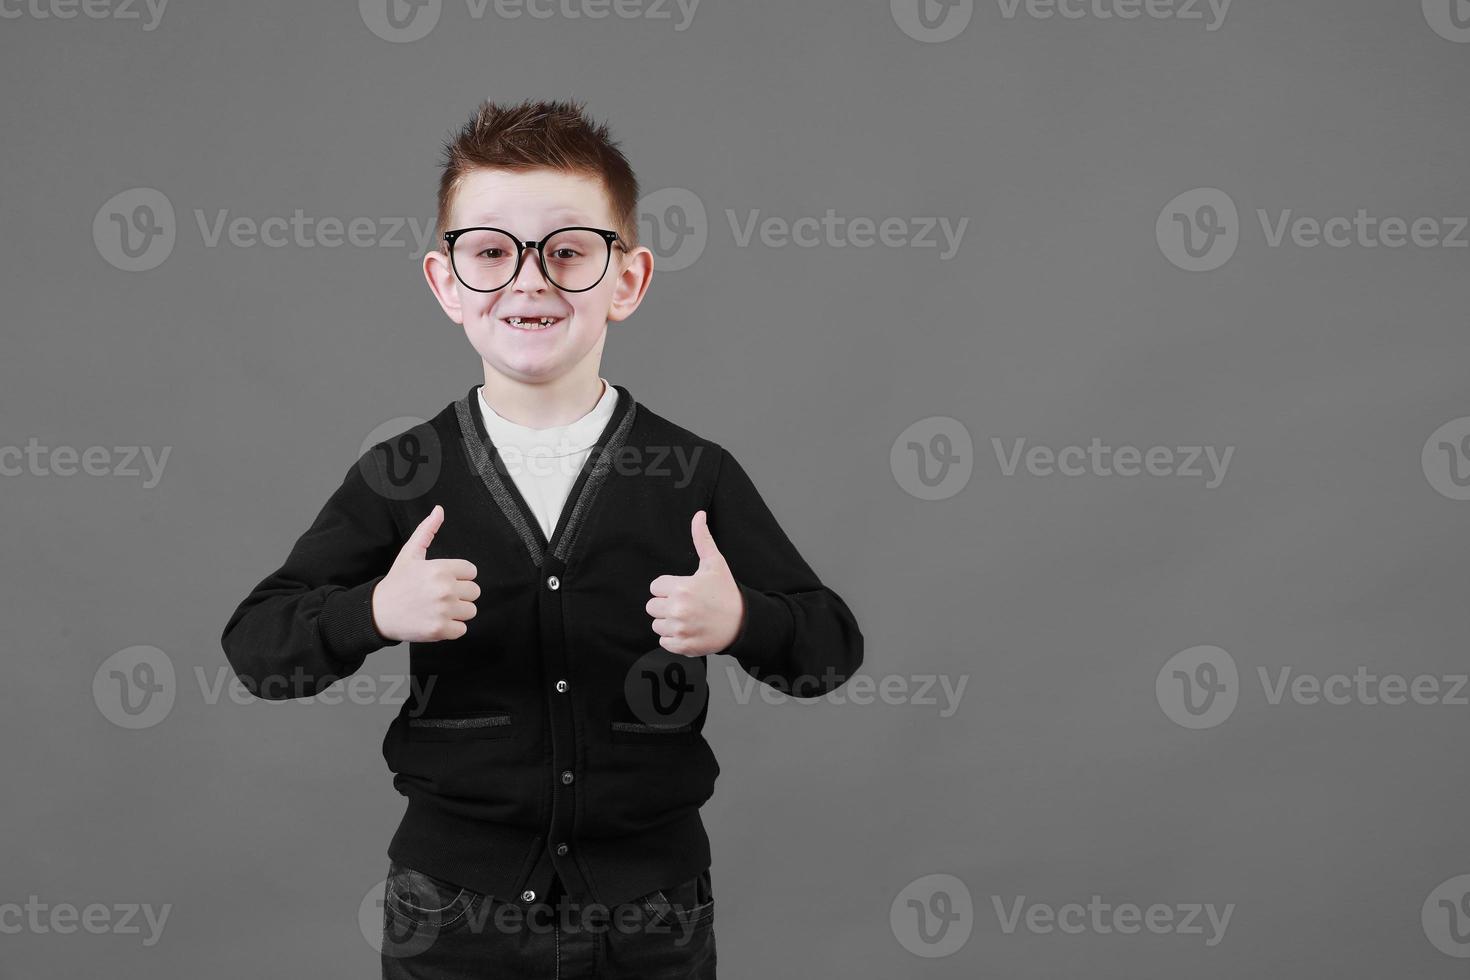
[3,0,1469,976]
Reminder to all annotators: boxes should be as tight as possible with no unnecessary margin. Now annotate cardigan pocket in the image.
[609,719,697,747]
[407,711,514,741]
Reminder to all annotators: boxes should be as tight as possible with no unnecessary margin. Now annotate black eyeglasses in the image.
[443,225,628,293]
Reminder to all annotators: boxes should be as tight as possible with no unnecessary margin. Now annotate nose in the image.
[511,243,552,292]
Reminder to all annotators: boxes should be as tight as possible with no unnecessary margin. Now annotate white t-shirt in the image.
[477,378,620,543]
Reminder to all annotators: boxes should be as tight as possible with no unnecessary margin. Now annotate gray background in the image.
[3,0,1469,975]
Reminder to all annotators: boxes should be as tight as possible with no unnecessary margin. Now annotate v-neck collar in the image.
[454,381,637,567]
[477,379,617,457]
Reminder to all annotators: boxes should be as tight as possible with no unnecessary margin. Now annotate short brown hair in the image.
[434,98,641,253]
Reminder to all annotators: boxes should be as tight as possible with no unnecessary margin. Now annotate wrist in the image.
[321,575,394,662]
[368,578,399,644]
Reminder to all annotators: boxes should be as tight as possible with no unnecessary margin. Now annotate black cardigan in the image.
[220,383,864,909]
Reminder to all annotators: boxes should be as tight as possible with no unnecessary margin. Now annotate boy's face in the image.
[424,167,652,387]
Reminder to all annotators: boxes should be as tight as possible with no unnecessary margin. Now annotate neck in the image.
[480,367,606,429]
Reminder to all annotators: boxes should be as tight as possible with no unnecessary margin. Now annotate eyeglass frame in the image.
[442,225,629,294]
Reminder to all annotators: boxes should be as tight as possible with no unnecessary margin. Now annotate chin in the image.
[487,355,568,383]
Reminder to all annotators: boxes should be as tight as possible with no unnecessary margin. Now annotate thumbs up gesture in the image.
[371,505,480,642]
[646,510,745,657]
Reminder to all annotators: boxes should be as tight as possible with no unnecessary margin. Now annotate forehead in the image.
[451,168,614,230]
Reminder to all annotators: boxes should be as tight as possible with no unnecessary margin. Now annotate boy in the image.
[220,98,864,979]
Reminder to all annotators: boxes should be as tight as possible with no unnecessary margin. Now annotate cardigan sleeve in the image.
[220,448,403,700]
[705,445,864,697]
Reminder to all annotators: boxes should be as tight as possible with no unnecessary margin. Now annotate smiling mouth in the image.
[502,316,565,331]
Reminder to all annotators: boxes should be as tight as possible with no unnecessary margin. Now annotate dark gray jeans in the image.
[380,860,717,978]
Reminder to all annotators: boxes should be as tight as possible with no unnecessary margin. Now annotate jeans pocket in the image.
[384,861,480,931]
[640,869,714,930]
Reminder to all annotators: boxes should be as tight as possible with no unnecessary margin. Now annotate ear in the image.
[423,247,465,325]
[606,245,654,324]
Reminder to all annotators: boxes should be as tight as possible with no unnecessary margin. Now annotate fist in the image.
[371,505,480,642]
[645,510,745,657]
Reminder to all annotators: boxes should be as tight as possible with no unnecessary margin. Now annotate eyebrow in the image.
[461,209,592,226]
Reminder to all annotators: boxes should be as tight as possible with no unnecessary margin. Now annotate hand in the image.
[371,505,480,642]
[646,510,745,657]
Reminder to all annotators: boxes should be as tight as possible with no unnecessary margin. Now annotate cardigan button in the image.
[555,680,568,693]
[556,843,569,856]
[561,770,574,785]
[547,575,560,590]
[522,889,536,902]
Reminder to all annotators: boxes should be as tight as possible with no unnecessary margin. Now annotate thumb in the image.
[691,510,723,568]
[398,504,444,563]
